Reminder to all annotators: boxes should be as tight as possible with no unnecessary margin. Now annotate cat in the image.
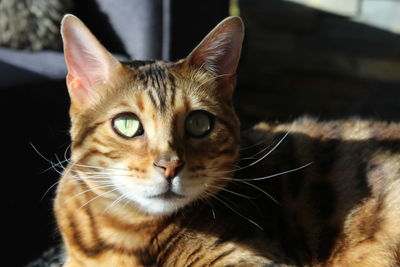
[54,14,400,266]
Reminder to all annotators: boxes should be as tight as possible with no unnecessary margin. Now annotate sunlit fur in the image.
[54,16,400,267]
[65,61,239,215]
[55,59,247,266]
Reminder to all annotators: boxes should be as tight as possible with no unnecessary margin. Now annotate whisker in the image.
[206,184,254,199]
[30,142,54,165]
[102,193,129,214]
[75,172,125,177]
[242,142,275,161]
[55,156,70,168]
[41,181,61,201]
[208,162,312,184]
[202,198,217,219]
[78,171,130,176]
[206,175,280,205]
[73,163,130,172]
[78,188,119,210]
[204,173,281,205]
[63,143,71,162]
[204,191,263,230]
[68,175,117,184]
[119,194,133,210]
[80,180,119,186]
[199,133,289,176]
[244,162,313,181]
[205,161,311,192]
[234,132,289,172]
[70,173,132,182]
[68,184,116,203]
[197,165,236,176]
[30,142,64,174]
[54,154,62,169]
[239,138,267,151]
[44,159,69,173]
[239,156,259,161]
[240,180,280,205]
[30,142,74,177]
[77,176,113,180]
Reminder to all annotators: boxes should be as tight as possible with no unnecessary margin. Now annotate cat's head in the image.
[61,15,244,215]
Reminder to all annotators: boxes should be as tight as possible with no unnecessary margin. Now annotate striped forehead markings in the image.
[138,63,177,112]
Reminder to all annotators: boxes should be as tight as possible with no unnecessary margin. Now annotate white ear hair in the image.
[61,14,122,106]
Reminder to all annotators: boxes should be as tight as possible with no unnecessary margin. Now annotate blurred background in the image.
[1,0,400,265]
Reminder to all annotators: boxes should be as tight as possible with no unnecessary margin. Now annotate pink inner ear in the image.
[185,17,244,101]
[61,15,120,107]
[66,73,89,106]
[187,17,244,77]
[218,32,243,76]
[64,34,108,87]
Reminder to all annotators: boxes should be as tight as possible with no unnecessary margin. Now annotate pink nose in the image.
[153,160,184,179]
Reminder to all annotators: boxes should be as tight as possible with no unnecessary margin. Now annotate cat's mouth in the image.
[149,190,185,200]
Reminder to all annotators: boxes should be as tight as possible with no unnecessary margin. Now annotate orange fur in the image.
[54,15,400,266]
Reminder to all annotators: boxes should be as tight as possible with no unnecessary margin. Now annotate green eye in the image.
[112,113,143,138]
[185,110,214,138]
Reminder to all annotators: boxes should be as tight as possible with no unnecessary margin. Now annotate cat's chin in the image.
[127,193,193,215]
[110,172,206,215]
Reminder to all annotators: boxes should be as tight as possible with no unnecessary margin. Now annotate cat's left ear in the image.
[61,14,123,108]
[184,16,244,100]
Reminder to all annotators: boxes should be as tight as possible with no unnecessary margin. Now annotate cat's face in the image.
[61,15,243,215]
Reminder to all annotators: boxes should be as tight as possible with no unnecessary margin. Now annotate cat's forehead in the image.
[123,60,177,89]
[122,60,172,70]
[122,59,212,87]
[121,60,179,112]
[118,59,218,113]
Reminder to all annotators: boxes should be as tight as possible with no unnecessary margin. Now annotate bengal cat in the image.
[54,14,400,266]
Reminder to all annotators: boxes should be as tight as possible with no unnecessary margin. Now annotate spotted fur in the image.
[54,15,400,266]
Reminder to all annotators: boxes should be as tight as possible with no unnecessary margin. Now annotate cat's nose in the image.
[153,159,185,179]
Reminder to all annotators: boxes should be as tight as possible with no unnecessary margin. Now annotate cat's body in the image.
[55,15,400,266]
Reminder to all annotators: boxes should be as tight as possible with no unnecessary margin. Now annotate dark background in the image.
[2,0,400,266]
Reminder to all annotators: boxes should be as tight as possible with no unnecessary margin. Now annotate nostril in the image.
[153,161,165,169]
[176,163,183,173]
[153,163,166,174]
[173,162,185,176]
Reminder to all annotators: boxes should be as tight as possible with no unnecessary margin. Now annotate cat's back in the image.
[243,117,400,266]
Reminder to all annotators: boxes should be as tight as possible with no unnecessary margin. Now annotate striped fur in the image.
[55,15,400,266]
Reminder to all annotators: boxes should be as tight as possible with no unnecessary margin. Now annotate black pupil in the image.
[187,111,212,137]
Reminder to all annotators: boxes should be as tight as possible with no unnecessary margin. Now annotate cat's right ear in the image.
[183,16,244,101]
[61,14,122,108]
